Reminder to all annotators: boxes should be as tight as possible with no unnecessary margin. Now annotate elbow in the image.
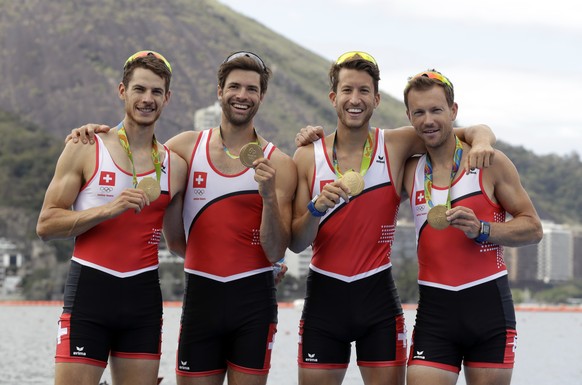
[36,221,52,242]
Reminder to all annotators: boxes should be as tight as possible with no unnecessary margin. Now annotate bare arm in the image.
[446,150,543,247]
[289,144,351,252]
[289,145,321,252]
[66,124,112,144]
[453,124,496,171]
[36,140,148,240]
[162,151,188,258]
[257,150,297,263]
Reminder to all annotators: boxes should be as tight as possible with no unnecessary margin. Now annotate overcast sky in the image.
[219,0,581,157]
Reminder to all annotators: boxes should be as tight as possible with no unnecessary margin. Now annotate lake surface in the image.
[0,303,580,384]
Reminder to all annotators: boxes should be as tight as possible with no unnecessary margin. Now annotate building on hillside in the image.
[537,221,573,283]
[284,246,312,278]
[194,101,221,131]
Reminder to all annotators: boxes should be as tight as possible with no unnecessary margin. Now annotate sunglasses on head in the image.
[335,51,378,66]
[223,51,267,71]
[124,50,172,73]
[409,70,453,89]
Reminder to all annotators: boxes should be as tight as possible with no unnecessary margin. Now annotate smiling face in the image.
[119,67,170,127]
[406,85,458,149]
[218,69,263,127]
[330,68,380,131]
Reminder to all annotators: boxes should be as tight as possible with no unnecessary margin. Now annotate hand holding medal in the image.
[340,170,365,196]
[137,177,161,201]
[239,142,263,168]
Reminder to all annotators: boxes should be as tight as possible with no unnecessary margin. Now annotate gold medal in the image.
[427,204,449,230]
[239,142,263,168]
[137,177,161,201]
[340,170,365,196]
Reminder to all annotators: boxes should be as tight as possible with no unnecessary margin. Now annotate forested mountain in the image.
[0,0,580,246]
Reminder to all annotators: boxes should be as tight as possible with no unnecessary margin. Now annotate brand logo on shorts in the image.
[179,361,190,370]
[413,350,425,360]
[305,353,318,362]
[73,346,87,356]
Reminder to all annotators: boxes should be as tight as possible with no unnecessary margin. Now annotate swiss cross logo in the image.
[320,180,334,192]
[193,172,207,188]
[415,190,426,205]
[100,171,116,186]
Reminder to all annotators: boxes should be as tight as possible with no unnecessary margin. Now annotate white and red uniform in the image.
[182,129,276,281]
[410,156,506,290]
[177,128,278,376]
[299,128,406,369]
[408,155,516,373]
[57,134,172,366]
[310,128,399,281]
[72,134,171,276]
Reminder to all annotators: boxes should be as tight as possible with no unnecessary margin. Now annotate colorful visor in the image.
[335,51,377,66]
[409,70,453,89]
[124,50,172,73]
[223,51,267,71]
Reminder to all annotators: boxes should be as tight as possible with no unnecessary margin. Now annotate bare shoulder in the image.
[165,130,200,158]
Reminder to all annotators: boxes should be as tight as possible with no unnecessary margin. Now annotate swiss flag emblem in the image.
[193,172,207,188]
[100,171,116,186]
[415,190,426,205]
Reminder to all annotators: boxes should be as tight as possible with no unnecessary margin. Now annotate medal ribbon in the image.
[332,130,373,177]
[219,125,259,159]
[423,135,463,209]
[117,122,161,188]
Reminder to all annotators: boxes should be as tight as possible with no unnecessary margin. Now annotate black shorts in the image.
[55,261,163,367]
[176,271,278,377]
[409,276,517,373]
[298,268,406,368]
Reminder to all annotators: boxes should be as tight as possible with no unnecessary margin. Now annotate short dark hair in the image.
[403,71,454,109]
[122,55,172,93]
[329,55,380,94]
[217,52,272,95]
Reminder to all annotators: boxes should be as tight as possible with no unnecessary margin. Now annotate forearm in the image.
[489,216,543,247]
[289,211,320,253]
[260,197,290,263]
[36,206,112,241]
[457,124,496,146]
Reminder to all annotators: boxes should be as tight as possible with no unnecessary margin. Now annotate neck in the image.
[335,126,372,150]
[218,121,258,148]
[427,134,458,166]
[121,119,156,148]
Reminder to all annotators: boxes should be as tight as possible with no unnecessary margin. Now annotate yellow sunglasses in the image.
[409,70,453,89]
[335,51,377,66]
[124,50,172,73]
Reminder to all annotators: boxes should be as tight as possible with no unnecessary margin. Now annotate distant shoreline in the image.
[1,300,581,313]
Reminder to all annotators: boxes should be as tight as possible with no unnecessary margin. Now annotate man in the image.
[68,51,296,385]
[37,51,187,385]
[290,52,496,385]
[402,69,543,385]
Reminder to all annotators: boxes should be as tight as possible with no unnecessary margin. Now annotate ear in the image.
[217,85,223,100]
[450,102,458,121]
[329,90,336,107]
[118,82,125,100]
[374,92,381,109]
[163,90,172,106]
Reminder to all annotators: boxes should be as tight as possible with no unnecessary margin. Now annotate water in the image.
[0,304,581,385]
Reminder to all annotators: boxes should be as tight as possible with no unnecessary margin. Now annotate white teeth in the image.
[233,104,248,110]
[347,108,362,113]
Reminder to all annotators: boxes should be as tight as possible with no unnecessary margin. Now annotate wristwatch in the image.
[474,221,491,243]
[307,195,327,217]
